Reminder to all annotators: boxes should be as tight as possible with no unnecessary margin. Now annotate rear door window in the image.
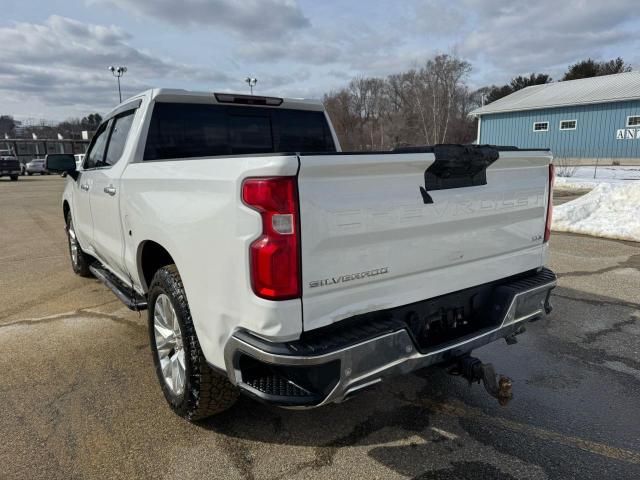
[144,102,335,161]
[143,103,228,160]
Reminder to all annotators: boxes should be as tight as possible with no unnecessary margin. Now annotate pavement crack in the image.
[556,254,640,279]
[552,291,640,310]
[0,306,143,331]
[0,278,116,322]
[582,316,637,344]
[41,376,84,441]
[540,329,640,380]
[271,405,432,479]
[397,397,640,465]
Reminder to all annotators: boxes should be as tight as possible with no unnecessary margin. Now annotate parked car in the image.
[48,88,557,422]
[74,154,85,170]
[25,158,48,175]
[0,150,20,181]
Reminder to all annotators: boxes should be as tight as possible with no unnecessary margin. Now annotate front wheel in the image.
[148,265,238,421]
[10,175,18,181]
[65,211,92,277]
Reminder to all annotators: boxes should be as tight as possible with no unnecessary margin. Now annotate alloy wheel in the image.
[153,293,186,396]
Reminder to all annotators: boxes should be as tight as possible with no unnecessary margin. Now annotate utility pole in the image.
[109,66,128,103]
[245,77,257,95]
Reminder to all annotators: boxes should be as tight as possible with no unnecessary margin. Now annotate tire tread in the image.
[149,265,238,420]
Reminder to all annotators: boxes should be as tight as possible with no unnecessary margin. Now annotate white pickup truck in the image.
[48,89,556,421]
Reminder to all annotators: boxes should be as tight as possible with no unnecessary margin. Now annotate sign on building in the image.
[617,128,640,140]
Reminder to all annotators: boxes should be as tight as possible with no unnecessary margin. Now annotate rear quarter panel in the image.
[120,155,302,368]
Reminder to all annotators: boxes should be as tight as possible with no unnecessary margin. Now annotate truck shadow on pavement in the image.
[197,285,640,479]
[202,368,479,479]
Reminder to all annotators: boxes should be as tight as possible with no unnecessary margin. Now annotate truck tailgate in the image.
[297,149,552,331]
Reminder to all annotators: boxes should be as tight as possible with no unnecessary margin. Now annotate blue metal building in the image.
[471,72,640,164]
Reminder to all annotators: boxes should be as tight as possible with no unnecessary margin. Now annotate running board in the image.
[89,264,148,311]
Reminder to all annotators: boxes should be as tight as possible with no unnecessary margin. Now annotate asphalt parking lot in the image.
[1,175,639,480]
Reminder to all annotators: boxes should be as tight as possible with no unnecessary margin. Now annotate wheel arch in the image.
[137,240,178,292]
[63,200,70,224]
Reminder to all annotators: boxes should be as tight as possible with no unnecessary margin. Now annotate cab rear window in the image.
[143,103,336,161]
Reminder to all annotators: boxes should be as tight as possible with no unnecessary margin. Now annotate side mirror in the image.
[46,156,78,180]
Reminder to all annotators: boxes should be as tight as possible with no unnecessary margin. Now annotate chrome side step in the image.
[89,264,148,311]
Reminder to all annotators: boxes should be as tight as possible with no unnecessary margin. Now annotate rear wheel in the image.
[65,211,92,277]
[148,265,238,420]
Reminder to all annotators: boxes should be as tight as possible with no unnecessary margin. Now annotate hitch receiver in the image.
[449,356,512,406]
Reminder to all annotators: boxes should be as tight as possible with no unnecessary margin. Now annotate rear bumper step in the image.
[224,268,556,408]
[89,264,147,311]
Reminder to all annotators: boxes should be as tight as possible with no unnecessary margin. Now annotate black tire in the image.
[27,172,32,176]
[65,211,92,277]
[148,265,238,420]
[10,175,18,181]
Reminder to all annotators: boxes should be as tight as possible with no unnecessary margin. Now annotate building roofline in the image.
[470,72,640,116]
[470,96,640,117]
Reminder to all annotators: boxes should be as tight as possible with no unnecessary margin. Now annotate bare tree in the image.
[323,53,476,151]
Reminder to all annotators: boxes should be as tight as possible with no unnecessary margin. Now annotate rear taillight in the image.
[544,163,555,242]
[242,177,300,300]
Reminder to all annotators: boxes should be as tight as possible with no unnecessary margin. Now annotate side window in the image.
[83,122,110,169]
[104,111,135,166]
[144,103,228,160]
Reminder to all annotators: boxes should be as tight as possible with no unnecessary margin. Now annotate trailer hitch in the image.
[448,356,512,406]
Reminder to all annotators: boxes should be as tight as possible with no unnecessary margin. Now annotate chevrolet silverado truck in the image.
[47,89,556,421]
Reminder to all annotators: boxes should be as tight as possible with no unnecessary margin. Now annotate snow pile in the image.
[554,177,600,192]
[554,166,640,192]
[552,182,640,242]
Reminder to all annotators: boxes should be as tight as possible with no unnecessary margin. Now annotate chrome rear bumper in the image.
[224,268,556,408]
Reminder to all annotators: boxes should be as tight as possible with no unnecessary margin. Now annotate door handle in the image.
[80,183,90,191]
[104,185,117,196]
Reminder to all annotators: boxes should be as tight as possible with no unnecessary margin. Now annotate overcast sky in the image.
[1,0,639,121]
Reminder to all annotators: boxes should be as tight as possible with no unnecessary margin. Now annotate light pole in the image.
[245,77,257,95]
[109,66,128,103]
